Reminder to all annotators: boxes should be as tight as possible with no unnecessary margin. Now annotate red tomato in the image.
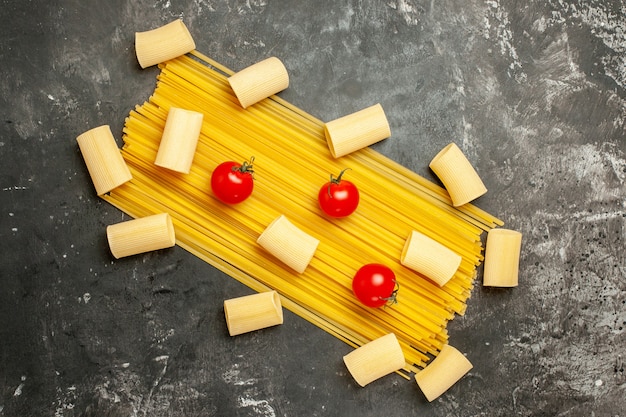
[211,157,255,204]
[318,169,359,218]
[352,263,398,308]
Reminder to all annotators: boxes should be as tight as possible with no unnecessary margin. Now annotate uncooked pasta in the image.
[401,230,462,287]
[154,107,203,174]
[257,214,320,274]
[102,50,503,376]
[483,228,522,287]
[324,103,390,158]
[224,291,284,336]
[106,212,176,259]
[76,125,132,196]
[135,19,195,69]
[343,333,406,387]
[414,344,473,401]
[228,57,289,109]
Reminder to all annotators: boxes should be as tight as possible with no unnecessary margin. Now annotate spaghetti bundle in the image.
[103,51,503,376]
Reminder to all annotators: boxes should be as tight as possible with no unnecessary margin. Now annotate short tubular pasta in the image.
[401,230,462,287]
[135,19,196,69]
[155,107,203,174]
[429,143,487,207]
[224,291,284,336]
[343,333,406,387]
[324,103,391,158]
[415,344,473,402]
[483,228,522,287]
[257,215,319,274]
[76,125,132,196]
[106,213,176,259]
[228,57,289,109]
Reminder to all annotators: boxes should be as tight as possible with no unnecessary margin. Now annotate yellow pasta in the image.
[102,51,504,376]
[415,344,473,401]
[154,107,203,174]
[224,291,284,336]
[106,212,176,258]
[76,125,132,195]
[483,228,522,287]
[228,57,289,109]
[343,333,406,387]
[429,142,487,207]
[401,230,462,287]
[135,19,195,69]
[324,103,391,158]
[256,215,320,274]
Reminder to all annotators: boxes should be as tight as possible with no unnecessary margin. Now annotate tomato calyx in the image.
[381,280,400,307]
[326,168,351,198]
[232,156,255,178]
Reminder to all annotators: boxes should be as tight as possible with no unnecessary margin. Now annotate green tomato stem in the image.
[333,167,351,184]
[382,280,399,307]
[327,167,351,198]
[233,156,255,177]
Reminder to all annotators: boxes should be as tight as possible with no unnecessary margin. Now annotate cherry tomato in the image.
[211,157,255,204]
[318,169,359,218]
[352,263,398,308]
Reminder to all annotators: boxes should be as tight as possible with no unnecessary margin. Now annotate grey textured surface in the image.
[1,0,624,416]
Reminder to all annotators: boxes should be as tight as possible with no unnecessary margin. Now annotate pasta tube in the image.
[223,291,284,336]
[106,213,176,259]
[429,143,487,207]
[256,215,319,274]
[343,333,405,387]
[483,228,522,287]
[135,19,196,69]
[76,125,132,196]
[415,344,473,402]
[324,103,391,158]
[228,57,289,109]
[154,107,203,174]
[401,230,462,287]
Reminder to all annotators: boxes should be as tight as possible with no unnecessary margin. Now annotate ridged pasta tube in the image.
[223,291,284,336]
[401,230,462,287]
[343,333,406,387]
[415,344,473,402]
[154,107,203,174]
[106,213,176,259]
[135,19,196,69]
[257,215,319,274]
[76,125,132,196]
[324,103,391,158]
[429,143,487,207]
[228,57,289,109]
[483,228,522,287]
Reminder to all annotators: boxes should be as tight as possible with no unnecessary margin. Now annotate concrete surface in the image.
[0,0,624,416]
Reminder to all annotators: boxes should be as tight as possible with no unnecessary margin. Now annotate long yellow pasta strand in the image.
[102,52,503,376]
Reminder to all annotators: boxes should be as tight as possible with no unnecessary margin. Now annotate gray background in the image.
[1,0,624,416]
